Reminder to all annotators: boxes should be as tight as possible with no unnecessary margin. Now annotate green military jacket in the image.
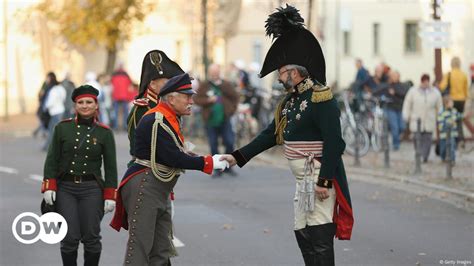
[43,117,118,190]
[234,78,346,180]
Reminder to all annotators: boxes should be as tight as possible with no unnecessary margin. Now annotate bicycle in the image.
[339,91,370,157]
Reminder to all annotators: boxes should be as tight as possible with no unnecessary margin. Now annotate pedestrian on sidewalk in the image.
[402,74,443,162]
[437,96,462,163]
[42,85,118,266]
[42,72,66,151]
[111,63,133,131]
[110,73,228,265]
[375,70,408,151]
[194,63,240,177]
[219,5,353,266]
[61,72,76,119]
[439,57,470,145]
[127,50,185,167]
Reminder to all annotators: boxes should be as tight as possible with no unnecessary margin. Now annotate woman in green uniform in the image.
[41,85,118,266]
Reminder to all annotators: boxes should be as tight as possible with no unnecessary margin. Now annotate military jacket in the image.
[127,96,158,157]
[233,78,346,180]
[43,116,118,199]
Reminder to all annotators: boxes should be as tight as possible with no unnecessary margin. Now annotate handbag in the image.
[40,124,97,214]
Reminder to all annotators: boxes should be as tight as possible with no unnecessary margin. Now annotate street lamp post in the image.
[433,0,442,83]
[3,0,8,121]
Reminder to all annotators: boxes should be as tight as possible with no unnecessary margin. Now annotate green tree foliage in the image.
[36,0,154,73]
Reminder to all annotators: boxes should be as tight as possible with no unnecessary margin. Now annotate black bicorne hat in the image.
[137,50,185,98]
[259,4,326,84]
[71,85,99,102]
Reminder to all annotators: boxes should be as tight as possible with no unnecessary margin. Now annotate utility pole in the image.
[433,0,442,83]
[307,0,313,31]
[3,0,8,121]
[202,0,209,80]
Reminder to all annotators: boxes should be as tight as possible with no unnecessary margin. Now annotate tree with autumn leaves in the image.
[35,0,154,74]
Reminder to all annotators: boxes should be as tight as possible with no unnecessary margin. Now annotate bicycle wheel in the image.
[342,124,370,157]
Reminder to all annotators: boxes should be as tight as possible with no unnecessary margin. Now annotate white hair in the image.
[160,92,179,102]
[286,64,309,77]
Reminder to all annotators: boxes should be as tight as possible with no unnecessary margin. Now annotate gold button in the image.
[82,171,86,174]
[86,147,90,150]
[132,219,136,223]
[139,192,143,195]
[72,162,75,165]
[77,125,81,128]
[129,240,134,243]
[88,127,91,130]
[127,253,132,257]
[129,246,133,250]
[87,134,90,137]
[75,139,79,142]
[84,163,87,166]
[74,146,77,149]
[87,140,90,143]
[130,233,135,236]
[70,170,73,173]
[85,155,88,158]
[77,132,80,135]
[135,205,139,209]
[133,211,137,215]
[126,260,130,264]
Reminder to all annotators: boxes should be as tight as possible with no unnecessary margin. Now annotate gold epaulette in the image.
[311,85,333,103]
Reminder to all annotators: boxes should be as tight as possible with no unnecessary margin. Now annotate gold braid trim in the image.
[274,96,289,145]
[311,86,333,103]
[150,112,185,182]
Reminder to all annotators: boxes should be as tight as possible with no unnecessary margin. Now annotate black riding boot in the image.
[84,251,101,266]
[295,228,316,266]
[307,223,336,266]
[61,251,78,266]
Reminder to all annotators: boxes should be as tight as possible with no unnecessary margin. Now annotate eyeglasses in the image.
[278,68,294,76]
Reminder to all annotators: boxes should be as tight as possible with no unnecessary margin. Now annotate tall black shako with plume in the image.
[260,4,326,84]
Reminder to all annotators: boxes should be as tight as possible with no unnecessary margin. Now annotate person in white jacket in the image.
[43,72,66,151]
[402,74,443,162]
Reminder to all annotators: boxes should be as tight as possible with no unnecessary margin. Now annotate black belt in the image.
[62,174,96,183]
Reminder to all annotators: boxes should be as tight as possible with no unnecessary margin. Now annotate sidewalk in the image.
[2,113,473,212]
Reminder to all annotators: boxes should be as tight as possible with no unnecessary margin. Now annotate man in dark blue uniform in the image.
[220,5,354,266]
[111,73,228,265]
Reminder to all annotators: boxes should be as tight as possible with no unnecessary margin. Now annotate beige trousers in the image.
[288,158,336,230]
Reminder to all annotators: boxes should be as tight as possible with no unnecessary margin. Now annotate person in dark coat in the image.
[111,73,228,265]
[219,5,353,266]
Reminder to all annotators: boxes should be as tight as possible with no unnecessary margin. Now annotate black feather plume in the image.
[265,4,305,39]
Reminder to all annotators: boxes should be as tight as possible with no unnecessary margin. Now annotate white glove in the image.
[212,154,229,170]
[104,199,116,214]
[43,190,56,205]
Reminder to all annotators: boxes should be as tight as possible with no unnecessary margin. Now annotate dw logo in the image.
[12,212,68,244]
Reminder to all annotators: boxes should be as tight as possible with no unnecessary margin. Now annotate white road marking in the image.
[29,174,43,182]
[172,236,185,247]
[0,166,19,174]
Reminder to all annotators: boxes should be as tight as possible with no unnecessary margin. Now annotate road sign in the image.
[418,21,451,48]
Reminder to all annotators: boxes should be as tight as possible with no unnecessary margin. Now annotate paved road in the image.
[1,133,473,266]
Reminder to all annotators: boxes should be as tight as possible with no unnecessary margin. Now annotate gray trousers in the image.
[121,171,178,266]
[414,132,433,161]
[56,180,104,254]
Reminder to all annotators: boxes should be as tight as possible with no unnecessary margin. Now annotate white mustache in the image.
[186,105,192,109]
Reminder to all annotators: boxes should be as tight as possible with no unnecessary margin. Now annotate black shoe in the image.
[212,171,223,178]
[61,251,78,266]
[224,168,238,177]
[84,251,101,266]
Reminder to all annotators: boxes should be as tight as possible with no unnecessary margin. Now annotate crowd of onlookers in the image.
[33,64,139,150]
[34,57,473,166]
[352,57,473,164]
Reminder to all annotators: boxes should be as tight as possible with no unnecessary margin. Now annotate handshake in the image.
[211,154,237,170]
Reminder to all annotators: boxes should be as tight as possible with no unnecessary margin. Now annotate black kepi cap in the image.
[71,85,99,102]
[159,73,195,97]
